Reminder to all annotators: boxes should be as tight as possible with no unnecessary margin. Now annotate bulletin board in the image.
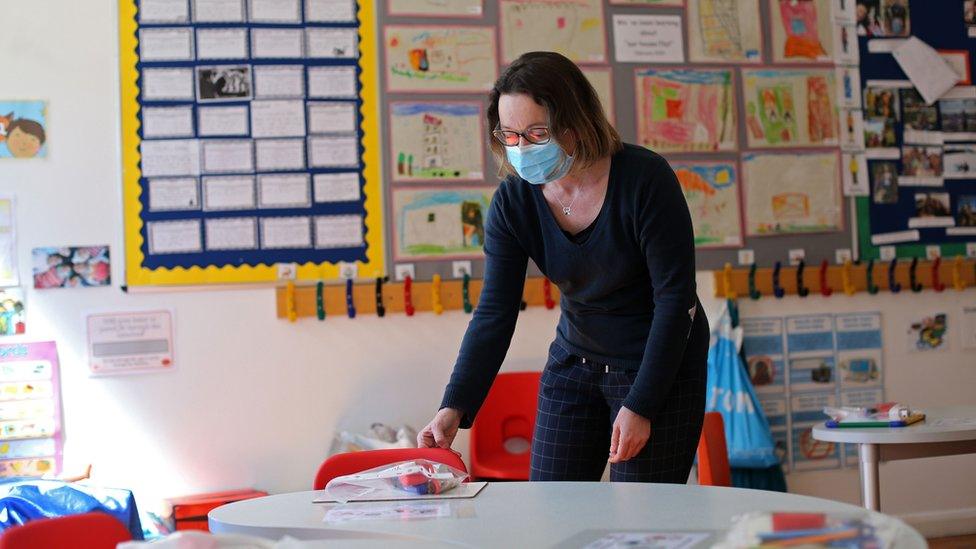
[119,0,385,287]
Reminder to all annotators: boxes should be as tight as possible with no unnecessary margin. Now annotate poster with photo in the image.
[856,0,910,37]
[870,161,899,204]
[31,247,110,289]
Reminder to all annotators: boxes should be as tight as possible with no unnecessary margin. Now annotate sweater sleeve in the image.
[621,158,699,420]
[440,188,528,428]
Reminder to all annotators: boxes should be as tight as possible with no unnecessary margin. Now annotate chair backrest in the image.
[697,411,732,487]
[313,447,468,490]
[0,512,131,549]
[470,372,541,464]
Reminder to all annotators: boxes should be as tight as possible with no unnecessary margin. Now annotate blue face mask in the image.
[505,141,575,185]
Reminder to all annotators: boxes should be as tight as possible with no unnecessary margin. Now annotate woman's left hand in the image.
[608,406,651,463]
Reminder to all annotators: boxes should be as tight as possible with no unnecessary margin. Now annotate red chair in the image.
[313,448,468,490]
[0,512,132,549]
[470,371,541,480]
[697,411,732,487]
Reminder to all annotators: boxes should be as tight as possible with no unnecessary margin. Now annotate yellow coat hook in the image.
[842,260,856,296]
[953,256,966,291]
[286,281,297,323]
[432,274,444,315]
[723,263,736,300]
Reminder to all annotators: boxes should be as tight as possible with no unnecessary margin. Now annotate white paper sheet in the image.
[323,502,451,524]
[255,139,306,171]
[583,532,711,549]
[196,28,249,60]
[840,109,865,151]
[258,174,311,208]
[250,99,307,138]
[251,28,304,58]
[260,216,312,248]
[307,101,357,134]
[947,227,976,236]
[867,39,907,53]
[201,140,254,173]
[314,215,363,248]
[193,0,246,22]
[833,24,859,65]
[141,68,195,100]
[248,0,301,22]
[308,135,358,168]
[865,148,901,160]
[842,153,869,196]
[139,28,195,61]
[147,220,203,254]
[198,105,250,136]
[305,0,356,22]
[832,0,856,24]
[308,66,358,98]
[612,14,684,63]
[148,177,200,211]
[139,0,190,23]
[205,217,258,250]
[306,28,358,58]
[140,139,201,177]
[86,310,175,376]
[893,37,961,105]
[142,106,195,138]
[314,172,360,202]
[203,175,256,210]
[870,230,921,245]
[254,65,305,98]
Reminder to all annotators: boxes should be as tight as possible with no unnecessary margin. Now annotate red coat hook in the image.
[404,275,415,316]
[819,259,833,297]
[543,278,556,309]
[932,257,945,292]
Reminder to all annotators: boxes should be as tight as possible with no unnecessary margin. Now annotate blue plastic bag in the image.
[0,480,143,539]
[706,301,779,468]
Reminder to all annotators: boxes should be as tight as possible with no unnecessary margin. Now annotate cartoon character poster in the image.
[32,246,111,289]
[0,101,47,159]
[907,313,949,352]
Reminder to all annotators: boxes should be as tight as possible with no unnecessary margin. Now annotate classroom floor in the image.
[928,535,976,548]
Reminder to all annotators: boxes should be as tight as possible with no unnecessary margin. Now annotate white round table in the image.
[813,405,976,512]
[209,482,925,548]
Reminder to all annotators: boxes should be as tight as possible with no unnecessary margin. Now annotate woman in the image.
[418,52,709,483]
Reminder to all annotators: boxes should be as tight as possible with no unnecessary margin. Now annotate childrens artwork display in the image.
[635,68,736,153]
[742,68,838,148]
[687,0,763,63]
[906,313,948,351]
[0,288,25,336]
[870,161,899,204]
[392,187,493,260]
[742,152,842,236]
[384,26,497,92]
[31,246,111,289]
[499,0,607,64]
[389,102,484,182]
[610,0,684,5]
[855,0,910,37]
[581,67,615,123]
[671,162,743,248]
[0,101,47,159]
[769,0,833,63]
[388,0,483,17]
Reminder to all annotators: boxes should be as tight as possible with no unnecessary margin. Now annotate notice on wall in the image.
[0,341,63,478]
[86,310,174,376]
[612,14,684,63]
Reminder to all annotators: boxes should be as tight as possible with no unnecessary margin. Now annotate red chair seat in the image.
[697,411,732,487]
[314,447,468,490]
[0,512,131,549]
[471,448,531,480]
[470,371,541,481]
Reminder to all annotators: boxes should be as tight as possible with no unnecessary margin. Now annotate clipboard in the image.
[825,413,926,428]
[313,481,488,504]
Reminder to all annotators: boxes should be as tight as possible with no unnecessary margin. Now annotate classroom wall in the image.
[1,0,974,538]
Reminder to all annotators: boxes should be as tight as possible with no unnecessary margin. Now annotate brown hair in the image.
[7,119,45,144]
[487,51,622,177]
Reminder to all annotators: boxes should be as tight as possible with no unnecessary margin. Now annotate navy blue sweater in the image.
[441,144,701,427]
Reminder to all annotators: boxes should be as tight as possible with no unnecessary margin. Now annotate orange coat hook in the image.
[431,274,444,315]
[953,256,966,291]
[842,260,856,296]
[285,281,297,323]
[723,263,736,300]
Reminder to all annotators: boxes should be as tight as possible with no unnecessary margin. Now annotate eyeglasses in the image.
[492,125,552,147]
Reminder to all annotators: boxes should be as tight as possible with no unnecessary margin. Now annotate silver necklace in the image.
[549,184,582,216]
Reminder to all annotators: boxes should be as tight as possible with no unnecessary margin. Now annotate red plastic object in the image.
[404,275,415,316]
[696,412,731,487]
[470,372,542,480]
[0,512,131,549]
[932,257,945,292]
[772,512,827,531]
[166,489,267,531]
[542,279,555,309]
[313,448,468,490]
[819,259,833,297]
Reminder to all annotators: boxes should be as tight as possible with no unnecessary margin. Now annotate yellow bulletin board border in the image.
[119,1,385,287]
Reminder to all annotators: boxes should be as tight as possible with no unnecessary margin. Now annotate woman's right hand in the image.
[417,408,462,449]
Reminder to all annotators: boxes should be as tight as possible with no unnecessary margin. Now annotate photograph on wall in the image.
[687,0,763,64]
[911,193,953,228]
[392,187,493,260]
[742,69,838,148]
[769,0,833,63]
[938,50,971,85]
[742,152,842,236]
[500,0,607,64]
[864,86,900,123]
[384,26,497,93]
[0,101,47,159]
[856,0,910,37]
[671,162,743,248]
[32,246,111,289]
[901,89,939,133]
[957,195,976,228]
[389,102,484,182]
[864,118,897,149]
[940,98,976,135]
[870,161,899,204]
[196,65,252,102]
[635,68,736,153]
[901,146,943,185]
[967,1,976,37]
[581,67,615,124]
[906,313,948,352]
[0,288,25,337]
[945,145,976,179]
[388,0,483,17]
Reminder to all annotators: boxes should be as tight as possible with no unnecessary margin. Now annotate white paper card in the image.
[314,172,359,202]
[196,28,249,60]
[251,100,307,138]
[201,140,254,173]
[203,175,256,210]
[205,217,258,250]
[255,139,306,171]
[612,14,684,63]
[315,215,362,248]
[148,220,203,254]
[308,101,357,134]
[86,310,175,376]
[140,139,201,177]
[867,39,907,53]
[139,28,195,61]
[308,135,358,167]
[248,0,301,22]
[870,230,921,245]
[308,66,357,98]
[198,105,250,136]
[140,0,190,23]
[908,217,954,228]
[148,177,200,211]
[842,154,869,196]
[260,216,312,248]
[251,28,304,58]
[837,67,862,108]
[833,25,859,65]
[142,106,195,138]
[840,110,865,151]
[254,65,305,98]
[305,0,356,22]
[258,174,311,208]
[193,0,246,22]
[142,68,195,100]
[306,28,358,58]
[893,37,961,105]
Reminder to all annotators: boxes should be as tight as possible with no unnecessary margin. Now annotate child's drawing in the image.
[389,0,483,17]
[0,101,47,159]
[688,0,762,63]
[743,68,837,148]
[770,0,833,63]
[671,161,743,248]
[392,187,494,260]
[500,0,607,64]
[385,26,497,92]
[390,102,484,182]
[635,68,736,153]
[742,152,842,236]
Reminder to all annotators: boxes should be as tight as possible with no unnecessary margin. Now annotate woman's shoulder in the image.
[614,143,671,174]
[492,174,534,208]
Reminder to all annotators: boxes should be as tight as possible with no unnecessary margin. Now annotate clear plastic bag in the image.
[324,459,468,504]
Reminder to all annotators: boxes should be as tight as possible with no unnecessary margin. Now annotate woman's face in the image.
[498,93,575,152]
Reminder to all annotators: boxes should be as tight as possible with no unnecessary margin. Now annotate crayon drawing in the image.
[500,0,607,64]
[392,188,494,260]
[0,101,47,159]
[742,152,842,236]
[390,102,484,182]
[384,26,497,92]
[743,68,838,148]
[581,67,614,123]
[610,0,683,5]
[389,0,483,17]
[770,0,833,63]
[671,162,743,248]
[687,0,762,63]
[635,68,736,153]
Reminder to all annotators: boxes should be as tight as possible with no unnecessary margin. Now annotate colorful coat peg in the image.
[316,281,326,321]
[772,262,785,298]
[819,259,833,297]
[909,258,923,292]
[431,274,444,315]
[723,263,737,300]
[888,258,901,293]
[931,257,945,292]
[286,281,297,323]
[866,260,879,295]
[748,263,761,300]
[953,256,966,291]
[375,277,387,317]
[462,273,473,314]
[346,279,356,318]
[543,278,556,309]
[841,259,856,296]
[404,275,415,316]
[796,260,809,297]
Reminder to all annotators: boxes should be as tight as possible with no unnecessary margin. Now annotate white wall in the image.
[1,0,974,537]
